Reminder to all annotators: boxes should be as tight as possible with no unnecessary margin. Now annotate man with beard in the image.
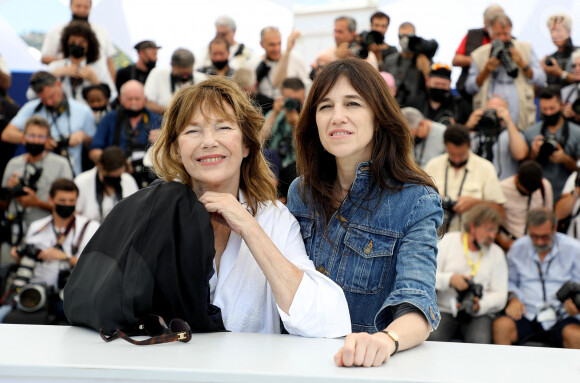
[144,48,206,116]
[429,204,507,344]
[197,37,235,77]
[89,80,161,187]
[525,86,580,202]
[255,27,310,114]
[493,208,580,348]
[41,0,116,83]
[424,124,505,233]
[115,40,161,92]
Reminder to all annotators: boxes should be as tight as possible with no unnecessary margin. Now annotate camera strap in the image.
[444,163,468,198]
[462,233,482,276]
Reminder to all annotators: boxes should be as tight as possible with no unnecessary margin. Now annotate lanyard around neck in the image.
[463,233,482,277]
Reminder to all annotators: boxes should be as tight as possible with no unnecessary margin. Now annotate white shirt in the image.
[198,43,258,71]
[256,53,312,100]
[144,67,207,109]
[46,58,117,103]
[26,214,99,288]
[435,231,508,316]
[0,55,9,77]
[41,22,115,73]
[209,191,351,337]
[74,167,139,223]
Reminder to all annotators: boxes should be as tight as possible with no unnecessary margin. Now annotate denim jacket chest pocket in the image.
[338,226,401,294]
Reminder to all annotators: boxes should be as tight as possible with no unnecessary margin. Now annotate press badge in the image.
[537,304,557,323]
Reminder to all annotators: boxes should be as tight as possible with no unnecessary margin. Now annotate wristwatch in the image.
[380,330,399,356]
[561,71,568,80]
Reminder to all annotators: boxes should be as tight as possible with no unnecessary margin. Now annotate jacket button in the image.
[429,306,436,321]
[364,240,373,254]
[316,265,330,276]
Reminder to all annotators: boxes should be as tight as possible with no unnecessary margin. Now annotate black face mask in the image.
[172,74,193,83]
[69,44,86,59]
[429,88,450,103]
[145,60,157,71]
[25,142,45,157]
[212,59,229,70]
[72,14,89,22]
[448,158,468,169]
[103,176,122,188]
[125,107,144,118]
[542,111,561,126]
[55,204,75,219]
[91,105,108,112]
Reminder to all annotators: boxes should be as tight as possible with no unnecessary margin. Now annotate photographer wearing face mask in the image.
[1,117,73,255]
[429,205,507,344]
[74,146,138,223]
[0,178,99,324]
[89,81,162,188]
[526,86,580,202]
[197,37,235,78]
[425,63,465,127]
[115,40,160,94]
[493,208,580,348]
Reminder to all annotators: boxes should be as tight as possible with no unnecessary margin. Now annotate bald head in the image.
[120,80,145,111]
[485,97,508,111]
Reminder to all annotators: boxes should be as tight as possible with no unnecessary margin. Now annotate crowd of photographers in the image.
[0,0,579,347]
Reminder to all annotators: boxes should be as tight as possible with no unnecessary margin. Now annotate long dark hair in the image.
[294,58,437,221]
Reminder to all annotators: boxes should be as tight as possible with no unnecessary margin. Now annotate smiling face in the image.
[315,76,375,167]
[176,103,249,196]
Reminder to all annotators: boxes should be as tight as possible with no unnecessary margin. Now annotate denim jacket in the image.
[287,162,443,332]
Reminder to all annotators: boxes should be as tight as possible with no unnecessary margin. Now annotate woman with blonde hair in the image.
[151,77,350,336]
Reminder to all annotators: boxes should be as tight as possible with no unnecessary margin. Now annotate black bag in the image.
[64,181,225,335]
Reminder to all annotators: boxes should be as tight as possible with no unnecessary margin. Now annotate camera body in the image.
[538,134,563,159]
[490,39,518,78]
[556,281,580,310]
[457,279,484,316]
[284,97,302,113]
[354,30,385,59]
[53,136,70,158]
[408,35,438,59]
[441,196,457,231]
[544,56,554,67]
[476,108,502,137]
[11,243,42,289]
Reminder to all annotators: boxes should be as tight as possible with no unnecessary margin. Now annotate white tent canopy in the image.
[0,14,43,72]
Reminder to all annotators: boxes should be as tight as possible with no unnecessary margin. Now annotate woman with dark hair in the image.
[48,21,117,103]
[287,58,443,366]
[150,76,350,336]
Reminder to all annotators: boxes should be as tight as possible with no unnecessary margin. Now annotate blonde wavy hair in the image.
[151,77,276,215]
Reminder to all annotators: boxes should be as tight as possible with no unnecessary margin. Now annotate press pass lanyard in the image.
[462,233,482,276]
[535,257,554,304]
[444,163,468,198]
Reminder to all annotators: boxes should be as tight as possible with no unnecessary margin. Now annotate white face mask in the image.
[399,35,410,53]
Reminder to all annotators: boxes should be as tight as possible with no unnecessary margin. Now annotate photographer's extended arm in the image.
[1,123,24,144]
[272,31,301,89]
[555,191,578,220]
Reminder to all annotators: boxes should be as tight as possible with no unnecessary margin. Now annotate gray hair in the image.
[171,48,194,68]
[483,4,504,23]
[401,107,424,130]
[571,49,580,63]
[336,16,356,32]
[526,208,557,230]
[462,204,503,233]
[547,13,573,33]
[260,26,280,41]
[232,68,256,90]
[215,15,236,31]
[489,13,512,29]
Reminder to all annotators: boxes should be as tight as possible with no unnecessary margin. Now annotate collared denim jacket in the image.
[287,162,443,332]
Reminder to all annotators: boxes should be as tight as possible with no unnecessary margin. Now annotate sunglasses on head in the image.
[100,315,192,345]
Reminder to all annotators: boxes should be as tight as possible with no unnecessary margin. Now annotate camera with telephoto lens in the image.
[407,35,438,59]
[353,30,385,59]
[456,279,484,316]
[53,136,70,158]
[14,283,52,313]
[7,244,42,295]
[284,97,302,113]
[556,281,580,311]
[539,134,563,158]
[544,56,554,66]
[489,39,519,78]
[476,108,502,137]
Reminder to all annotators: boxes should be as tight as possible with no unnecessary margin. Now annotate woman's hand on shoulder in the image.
[199,191,254,235]
[334,332,394,367]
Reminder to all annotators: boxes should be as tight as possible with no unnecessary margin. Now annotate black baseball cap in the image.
[134,40,161,51]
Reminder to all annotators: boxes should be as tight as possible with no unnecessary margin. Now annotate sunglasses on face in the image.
[100,315,192,345]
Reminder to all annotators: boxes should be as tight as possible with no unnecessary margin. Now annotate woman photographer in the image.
[150,77,350,336]
[287,58,443,366]
[47,21,116,103]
